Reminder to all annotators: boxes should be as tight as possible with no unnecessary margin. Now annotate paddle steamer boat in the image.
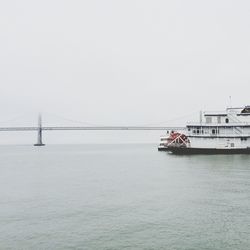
[159,106,250,154]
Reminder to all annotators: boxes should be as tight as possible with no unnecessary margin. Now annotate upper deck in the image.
[186,106,250,137]
[189,106,250,126]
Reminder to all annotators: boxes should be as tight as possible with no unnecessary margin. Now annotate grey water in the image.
[1,144,250,250]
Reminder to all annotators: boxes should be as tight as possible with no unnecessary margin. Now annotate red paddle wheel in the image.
[166,131,190,148]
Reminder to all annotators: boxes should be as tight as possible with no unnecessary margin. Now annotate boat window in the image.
[231,143,234,147]
[193,130,196,134]
[197,130,200,134]
[225,118,229,123]
[217,117,221,124]
[206,117,212,124]
[212,129,216,135]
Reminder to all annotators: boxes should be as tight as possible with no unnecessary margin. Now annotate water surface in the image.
[1,144,250,249]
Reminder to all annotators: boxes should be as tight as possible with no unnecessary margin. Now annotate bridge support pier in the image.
[34,114,45,146]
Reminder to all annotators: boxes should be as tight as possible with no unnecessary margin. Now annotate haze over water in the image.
[1,144,250,250]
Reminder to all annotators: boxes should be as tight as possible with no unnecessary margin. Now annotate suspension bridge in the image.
[0,114,185,146]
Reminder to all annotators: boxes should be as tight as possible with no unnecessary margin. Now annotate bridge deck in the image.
[0,126,185,131]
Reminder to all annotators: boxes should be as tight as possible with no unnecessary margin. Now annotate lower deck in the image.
[189,136,250,149]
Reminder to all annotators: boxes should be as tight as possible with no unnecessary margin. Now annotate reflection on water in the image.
[0,144,250,250]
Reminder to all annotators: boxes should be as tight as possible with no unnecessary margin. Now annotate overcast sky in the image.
[0,0,250,143]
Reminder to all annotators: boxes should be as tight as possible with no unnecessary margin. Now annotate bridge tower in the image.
[34,114,45,146]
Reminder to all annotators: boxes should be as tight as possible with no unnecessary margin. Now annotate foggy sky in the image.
[0,0,250,143]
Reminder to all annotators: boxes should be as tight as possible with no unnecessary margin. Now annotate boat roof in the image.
[204,106,250,116]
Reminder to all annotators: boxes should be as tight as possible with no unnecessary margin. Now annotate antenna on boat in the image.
[199,111,203,124]
[229,96,232,108]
